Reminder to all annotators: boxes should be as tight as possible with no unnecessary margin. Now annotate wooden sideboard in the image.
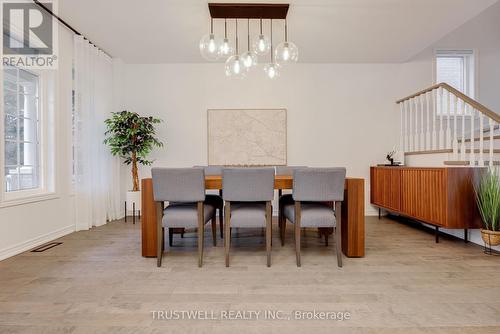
[141,175,366,258]
[370,166,482,241]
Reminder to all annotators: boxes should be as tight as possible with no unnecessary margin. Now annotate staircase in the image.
[397,83,500,167]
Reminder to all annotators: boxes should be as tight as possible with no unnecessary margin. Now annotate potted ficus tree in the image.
[104,111,163,216]
[474,167,500,247]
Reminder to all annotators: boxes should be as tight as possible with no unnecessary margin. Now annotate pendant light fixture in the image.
[241,19,258,68]
[200,3,297,78]
[199,18,221,61]
[275,19,298,65]
[225,19,247,78]
[219,19,234,58]
[251,19,271,56]
[264,19,279,79]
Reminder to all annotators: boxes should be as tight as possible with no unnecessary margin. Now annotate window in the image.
[434,50,475,116]
[435,50,475,98]
[3,67,41,193]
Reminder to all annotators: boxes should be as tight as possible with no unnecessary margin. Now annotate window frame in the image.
[1,67,56,206]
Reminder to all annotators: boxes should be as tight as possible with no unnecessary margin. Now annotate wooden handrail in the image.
[396,82,500,123]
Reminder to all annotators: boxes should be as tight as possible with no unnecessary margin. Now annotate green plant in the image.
[474,167,500,231]
[104,111,163,191]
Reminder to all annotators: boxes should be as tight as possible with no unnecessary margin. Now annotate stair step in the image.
[406,148,500,156]
[444,161,470,166]
[405,149,452,156]
[461,149,500,154]
[458,135,500,143]
[444,160,500,166]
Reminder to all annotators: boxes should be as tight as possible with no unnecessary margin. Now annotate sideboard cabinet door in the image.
[370,167,401,212]
[401,168,447,226]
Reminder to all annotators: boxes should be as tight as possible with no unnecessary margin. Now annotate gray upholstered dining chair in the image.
[194,165,224,238]
[222,168,275,267]
[276,166,307,246]
[152,167,217,268]
[282,168,346,267]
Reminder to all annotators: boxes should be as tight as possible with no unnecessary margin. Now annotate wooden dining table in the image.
[140,175,365,258]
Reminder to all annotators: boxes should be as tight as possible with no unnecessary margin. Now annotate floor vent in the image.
[31,242,63,252]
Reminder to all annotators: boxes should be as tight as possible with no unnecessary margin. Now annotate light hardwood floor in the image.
[0,216,499,334]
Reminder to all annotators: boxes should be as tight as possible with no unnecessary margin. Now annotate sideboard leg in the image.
[435,226,439,243]
[464,229,468,243]
[133,202,136,224]
[378,208,381,220]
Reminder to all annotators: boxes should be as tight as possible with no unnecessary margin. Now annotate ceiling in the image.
[58,0,499,63]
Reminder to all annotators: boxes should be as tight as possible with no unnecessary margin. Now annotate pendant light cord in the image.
[235,19,239,54]
[224,18,227,38]
[285,19,288,42]
[210,18,213,34]
[270,19,273,62]
[247,19,250,51]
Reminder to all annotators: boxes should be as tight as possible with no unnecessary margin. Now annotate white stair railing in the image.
[397,82,500,166]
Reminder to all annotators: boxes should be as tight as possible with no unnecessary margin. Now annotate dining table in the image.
[140,175,365,258]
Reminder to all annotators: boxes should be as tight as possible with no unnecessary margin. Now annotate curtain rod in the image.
[33,0,113,58]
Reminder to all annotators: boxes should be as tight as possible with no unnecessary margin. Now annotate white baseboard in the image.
[0,225,75,261]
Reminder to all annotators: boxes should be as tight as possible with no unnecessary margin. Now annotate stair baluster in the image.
[400,102,404,154]
[460,98,466,161]
[415,97,419,151]
[453,94,459,160]
[479,112,484,166]
[409,98,414,151]
[420,94,425,151]
[489,118,495,167]
[469,105,475,166]
[446,90,452,149]
[405,100,409,152]
[426,91,431,150]
[432,89,437,150]
[439,87,444,149]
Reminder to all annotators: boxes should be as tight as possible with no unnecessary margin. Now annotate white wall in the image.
[0,27,75,260]
[121,63,404,214]
[399,0,500,112]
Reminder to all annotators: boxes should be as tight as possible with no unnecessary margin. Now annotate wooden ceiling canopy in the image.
[208,3,289,19]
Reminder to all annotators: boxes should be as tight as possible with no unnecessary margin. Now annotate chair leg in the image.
[168,228,173,247]
[335,202,343,268]
[211,217,217,247]
[266,201,272,267]
[161,227,165,252]
[197,202,204,268]
[224,202,231,267]
[219,207,224,239]
[280,215,286,246]
[324,233,328,247]
[295,202,301,267]
[156,202,164,267]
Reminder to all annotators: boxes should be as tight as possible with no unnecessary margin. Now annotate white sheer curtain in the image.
[73,35,121,230]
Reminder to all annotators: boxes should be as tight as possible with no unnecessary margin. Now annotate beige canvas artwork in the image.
[207,109,287,166]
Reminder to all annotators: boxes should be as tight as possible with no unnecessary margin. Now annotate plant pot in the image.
[480,229,500,246]
[126,190,141,213]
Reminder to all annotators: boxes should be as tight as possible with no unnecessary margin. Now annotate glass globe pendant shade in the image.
[252,34,271,56]
[275,41,299,65]
[264,63,280,79]
[241,51,258,68]
[199,33,220,61]
[219,38,234,58]
[225,55,247,78]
